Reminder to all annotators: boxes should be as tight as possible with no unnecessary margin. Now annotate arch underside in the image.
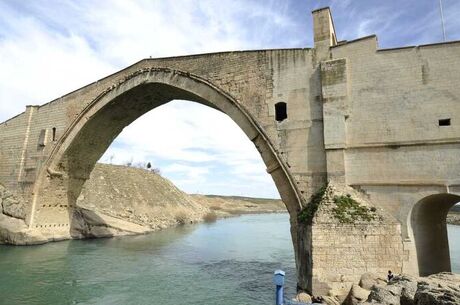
[31,69,303,229]
[410,193,460,276]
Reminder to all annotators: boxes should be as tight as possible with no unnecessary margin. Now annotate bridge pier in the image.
[0,6,459,297]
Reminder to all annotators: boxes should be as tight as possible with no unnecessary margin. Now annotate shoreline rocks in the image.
[296,272,460,305]
[349,272,459,305]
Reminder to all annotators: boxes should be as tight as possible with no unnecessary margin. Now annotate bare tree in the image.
[152,167,161,175]
[125,157,134,167]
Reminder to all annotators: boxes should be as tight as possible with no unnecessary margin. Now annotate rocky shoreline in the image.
[294,272,460,305]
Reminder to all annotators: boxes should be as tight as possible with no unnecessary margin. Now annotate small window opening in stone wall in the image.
[439,118,451,126]
[275,102,287,122]
[38,129,47,147]
[52,127,56,141]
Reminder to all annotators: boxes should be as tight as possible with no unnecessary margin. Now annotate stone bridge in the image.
[1,8,459,295]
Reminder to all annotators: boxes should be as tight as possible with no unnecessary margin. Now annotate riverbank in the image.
[345,272,460,305]
[0,163,286,245]
[73,164,286,238]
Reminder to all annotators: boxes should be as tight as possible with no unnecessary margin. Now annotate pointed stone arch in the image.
[28,68,303,235]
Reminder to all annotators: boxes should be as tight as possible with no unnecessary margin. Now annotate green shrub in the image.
[298,184,327,224]
[332,195,377,223]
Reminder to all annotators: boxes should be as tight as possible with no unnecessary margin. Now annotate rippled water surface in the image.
[0,214,296,305]
[0,214,459,305]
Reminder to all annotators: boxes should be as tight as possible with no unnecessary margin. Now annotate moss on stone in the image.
[298,184,327,224]
[331,194,377,223]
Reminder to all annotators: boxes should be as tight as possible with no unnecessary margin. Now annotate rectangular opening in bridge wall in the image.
[275,102,287,122]
[37,129,47,148]
[438,118,451,126]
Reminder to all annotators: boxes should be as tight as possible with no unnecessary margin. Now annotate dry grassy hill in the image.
[76,163,286,234]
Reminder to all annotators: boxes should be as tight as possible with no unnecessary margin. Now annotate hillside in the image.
[191,194,285,217]
[77,163,210,230]
[75,163,286,236]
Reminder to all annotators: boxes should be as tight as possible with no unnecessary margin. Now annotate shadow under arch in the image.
[410,193,460,276]
[29,67,303,233]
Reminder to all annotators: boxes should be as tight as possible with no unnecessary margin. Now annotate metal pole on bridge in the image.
[273,270,285,305]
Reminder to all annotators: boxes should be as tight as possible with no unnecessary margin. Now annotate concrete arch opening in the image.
[410,193,460,276]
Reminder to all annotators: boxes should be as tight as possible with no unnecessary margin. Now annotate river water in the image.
[0,214,458,305]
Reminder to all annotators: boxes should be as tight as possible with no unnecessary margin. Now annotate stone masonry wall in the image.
[312,223,404,296]
[329,37,460,215]
[308,184,405,298]
[0,49,326,214]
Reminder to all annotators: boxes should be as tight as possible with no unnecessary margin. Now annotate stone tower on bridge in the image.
[1,8,459,295]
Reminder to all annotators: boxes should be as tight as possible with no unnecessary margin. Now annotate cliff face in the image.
[0,184,47,245]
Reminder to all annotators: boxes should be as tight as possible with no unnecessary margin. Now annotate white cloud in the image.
[0,1,290,198]
[0,0,296,120]
[99,100,275,197]
[162,163,211,185]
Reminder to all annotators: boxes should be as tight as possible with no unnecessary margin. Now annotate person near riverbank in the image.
[387,270,394,282]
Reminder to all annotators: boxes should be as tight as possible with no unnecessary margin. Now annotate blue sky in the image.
[0,0,459,198]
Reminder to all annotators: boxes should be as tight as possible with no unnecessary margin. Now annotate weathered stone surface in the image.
[414,273,460,305]
[294,292,312,303]
[0,214,47,245]
[360,273,388,290]
[367,284,402,305]
[320,296,341,305]
[392,275,418,305]
[363,273,460,305]
[0,184,26,220]
[2,196,25,220]
[344,284,371,305]
[71,207,152,239]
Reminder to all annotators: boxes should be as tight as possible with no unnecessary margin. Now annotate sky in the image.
[0,0,459,198]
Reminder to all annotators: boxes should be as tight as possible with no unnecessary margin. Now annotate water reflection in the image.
[0,214,294,305]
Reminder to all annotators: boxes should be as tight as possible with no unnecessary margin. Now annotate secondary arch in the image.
[409,192,460,276]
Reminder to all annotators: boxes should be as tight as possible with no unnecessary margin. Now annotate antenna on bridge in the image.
[439,0,447,42]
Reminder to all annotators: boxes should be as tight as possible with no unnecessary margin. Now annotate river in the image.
[0,214,458,305]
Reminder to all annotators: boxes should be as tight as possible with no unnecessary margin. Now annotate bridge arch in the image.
[28,68,302,233]
[409,192,460,276]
